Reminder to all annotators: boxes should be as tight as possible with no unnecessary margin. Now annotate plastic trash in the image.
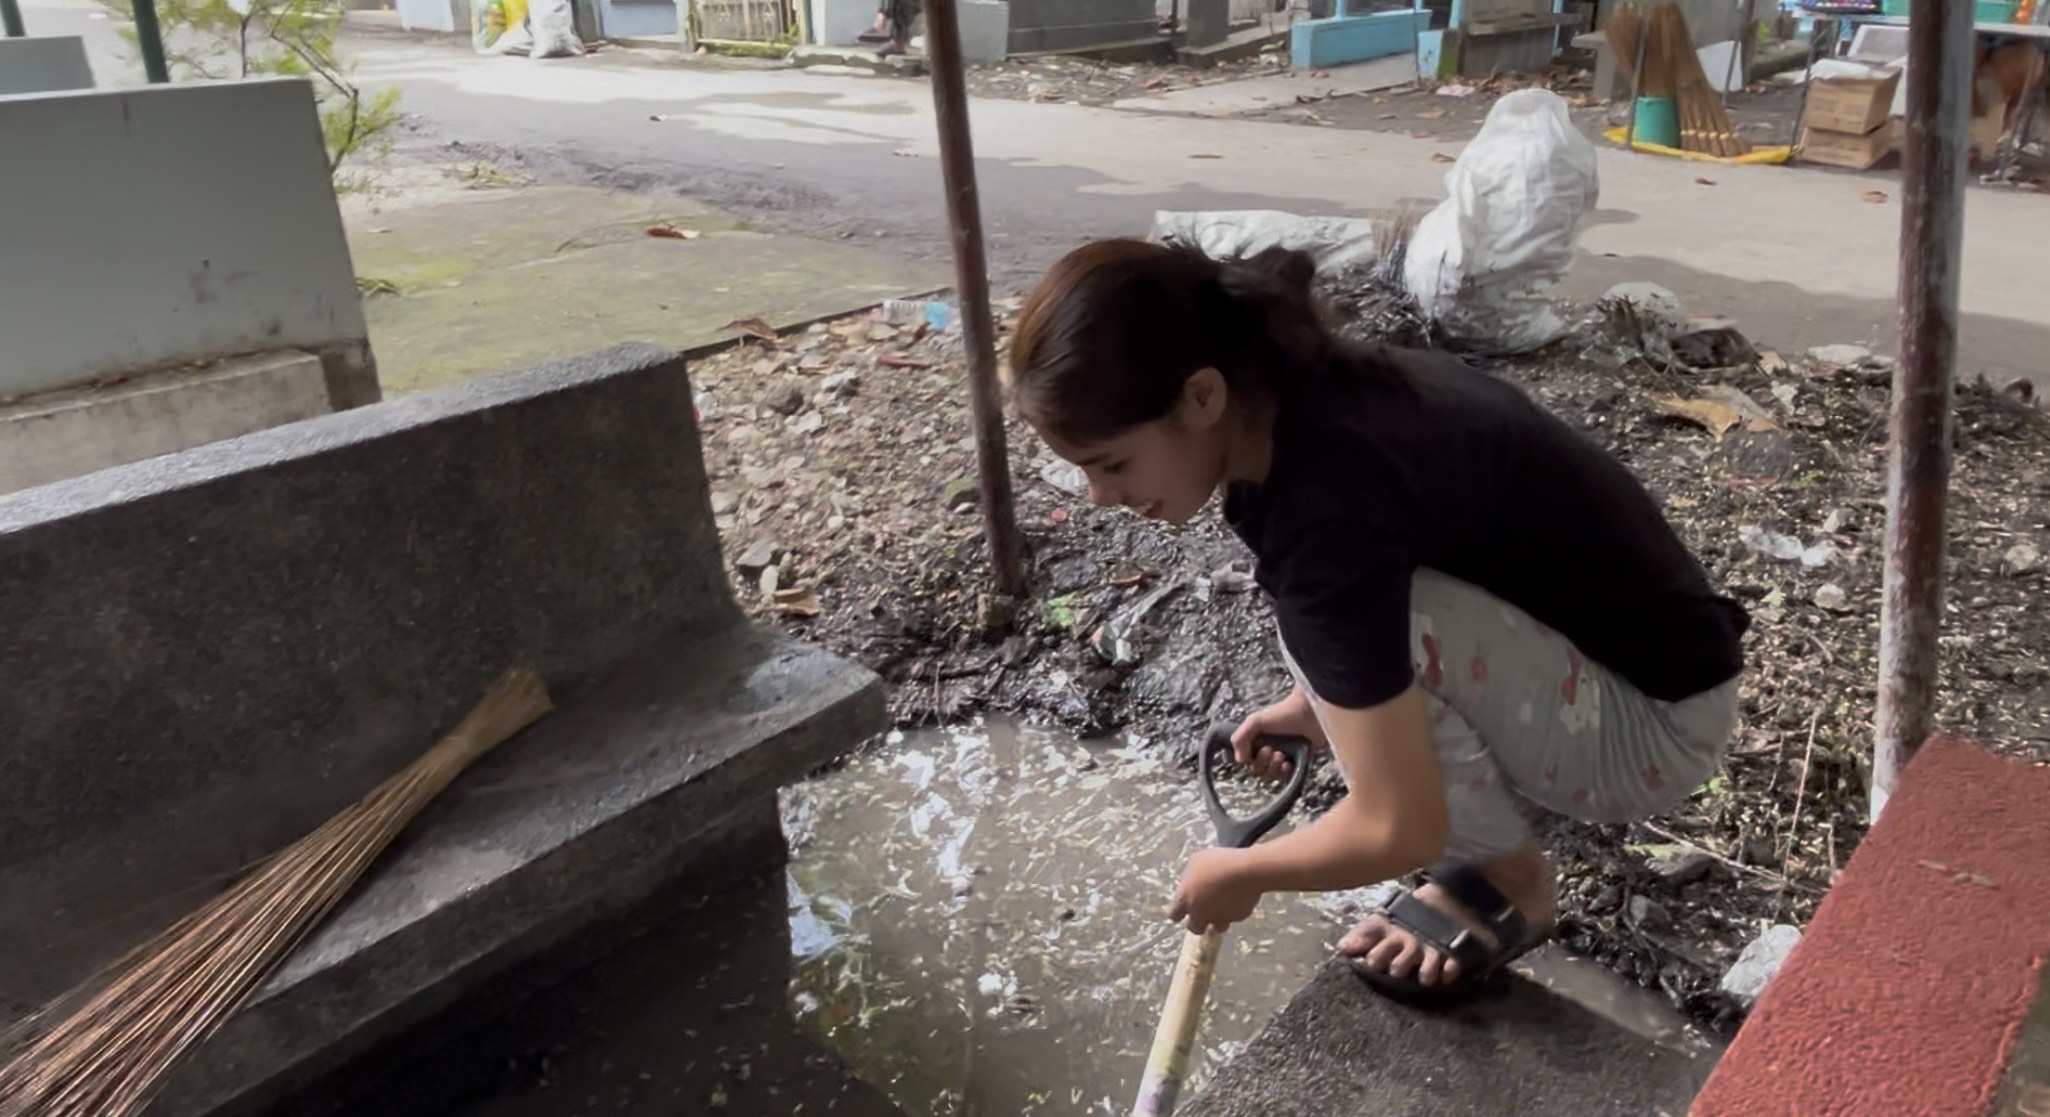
[528,0,584,58]
[1148,210,1388,274]
[1402,88,1600,354]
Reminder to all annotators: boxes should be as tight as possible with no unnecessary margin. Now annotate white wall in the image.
[0,35,96,96]
[0,78,376,404]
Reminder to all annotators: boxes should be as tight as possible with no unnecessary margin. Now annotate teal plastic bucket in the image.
[1633,97,1680,149]
[1881,0,1910,15]
[1975,0,2020,21]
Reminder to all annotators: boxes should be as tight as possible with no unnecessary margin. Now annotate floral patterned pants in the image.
[1280,568,1741,863]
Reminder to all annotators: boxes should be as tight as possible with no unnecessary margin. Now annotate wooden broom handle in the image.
[1131,927,1224,1117]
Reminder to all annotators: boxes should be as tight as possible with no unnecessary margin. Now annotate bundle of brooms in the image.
[1604,0,1748,158]
[0,668,554,1117]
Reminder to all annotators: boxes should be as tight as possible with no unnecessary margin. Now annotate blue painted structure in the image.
[1289,0,1430,68]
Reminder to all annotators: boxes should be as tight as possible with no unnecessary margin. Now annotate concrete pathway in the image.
[1108,55,1418,116]
[341,169,947,393]
[23,0,2050,388]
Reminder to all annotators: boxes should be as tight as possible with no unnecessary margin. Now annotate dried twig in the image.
[1638,821,1823,895]
[1777,709,1822,871]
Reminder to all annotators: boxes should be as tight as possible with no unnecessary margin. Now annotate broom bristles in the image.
[0,668,553,1117]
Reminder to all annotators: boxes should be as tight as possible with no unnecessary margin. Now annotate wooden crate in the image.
[1801,123,1891,170]
[1806,71,1902,135]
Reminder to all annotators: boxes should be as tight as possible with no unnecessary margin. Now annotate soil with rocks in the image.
[684,274,2050,1038]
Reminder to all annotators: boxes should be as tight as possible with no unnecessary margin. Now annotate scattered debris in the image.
[1807,343,1874,367]
[1738,525,1838,568]
[1670,320,1758,369]
[762,381,806,416]
[1720,924,1804,1007]
[724,316,779,342]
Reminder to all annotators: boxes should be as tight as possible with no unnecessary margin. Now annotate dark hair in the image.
[1007,238,1388,445]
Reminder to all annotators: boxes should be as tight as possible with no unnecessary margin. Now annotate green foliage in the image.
[105,0,399,186]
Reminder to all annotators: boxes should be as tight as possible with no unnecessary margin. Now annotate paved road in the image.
[24,0,2050,382]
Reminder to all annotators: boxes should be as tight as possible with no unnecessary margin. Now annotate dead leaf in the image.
[1699,383,1781,431]
[879,353,931,369]
[1144,75,1171,90]
[646,223,701,240]
[1108,570,1153,589]
[723,317,778,342]
[1417,108,1447,119]
[1758,349,1790,375]
[1430,152,1456,163]
[1695,177,1717,186]
[1862,190,1889,204]
[1371,95,1387,104]
[773,587,822,618]
[1311,69,1329,78]
[1189,152,1224,159]
[892,148,918,157]
[1656,396,1743,437]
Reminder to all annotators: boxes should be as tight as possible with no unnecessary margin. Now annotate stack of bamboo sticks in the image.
[1605,0,1749,158]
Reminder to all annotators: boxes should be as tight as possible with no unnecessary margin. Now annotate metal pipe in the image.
[134,0,171,83]
[1874,0,1972,820]
[921,0,1027,599]
[2,0,25,38]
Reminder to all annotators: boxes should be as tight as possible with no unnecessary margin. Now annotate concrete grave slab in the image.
[0,341,886,1117]
[0,349,335,497]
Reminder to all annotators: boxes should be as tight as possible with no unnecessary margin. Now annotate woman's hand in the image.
[1231,686,1327,780]
[1167,847,1263,934]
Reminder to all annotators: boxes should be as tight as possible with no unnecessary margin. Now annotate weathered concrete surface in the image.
[342,179,952,394]
[0,349,334,496]
[291,837,912,1117]
[0,342,887,1117]
[1109,54,1413,116]
[0,78,376,404]
[0,34,95,93]
[1183,960,1718,1117]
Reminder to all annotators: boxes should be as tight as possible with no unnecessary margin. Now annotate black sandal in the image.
[1346,862,1554,1004]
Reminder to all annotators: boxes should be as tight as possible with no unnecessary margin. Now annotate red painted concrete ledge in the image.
[1691,735,2050,1117]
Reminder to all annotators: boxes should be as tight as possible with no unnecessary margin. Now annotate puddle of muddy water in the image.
[779,719,1366,1117]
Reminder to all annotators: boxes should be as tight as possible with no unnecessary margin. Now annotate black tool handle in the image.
[1198,723,1314,850]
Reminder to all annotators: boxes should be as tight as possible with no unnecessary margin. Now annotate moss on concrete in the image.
[346,186,949,394]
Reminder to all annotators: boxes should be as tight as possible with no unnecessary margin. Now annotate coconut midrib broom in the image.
[0,668,554,1117]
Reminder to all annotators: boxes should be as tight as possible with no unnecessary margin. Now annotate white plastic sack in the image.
[1401,88,1599,354]
[491,22,535,54]
[529,0,584,58]
[1149,209,1387,273]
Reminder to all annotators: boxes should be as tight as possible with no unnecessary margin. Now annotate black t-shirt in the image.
[1223,344,1749,709]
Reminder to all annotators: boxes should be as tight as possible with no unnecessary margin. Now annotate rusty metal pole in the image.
[923,0,1027,598]
[1874,0,1972,821]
